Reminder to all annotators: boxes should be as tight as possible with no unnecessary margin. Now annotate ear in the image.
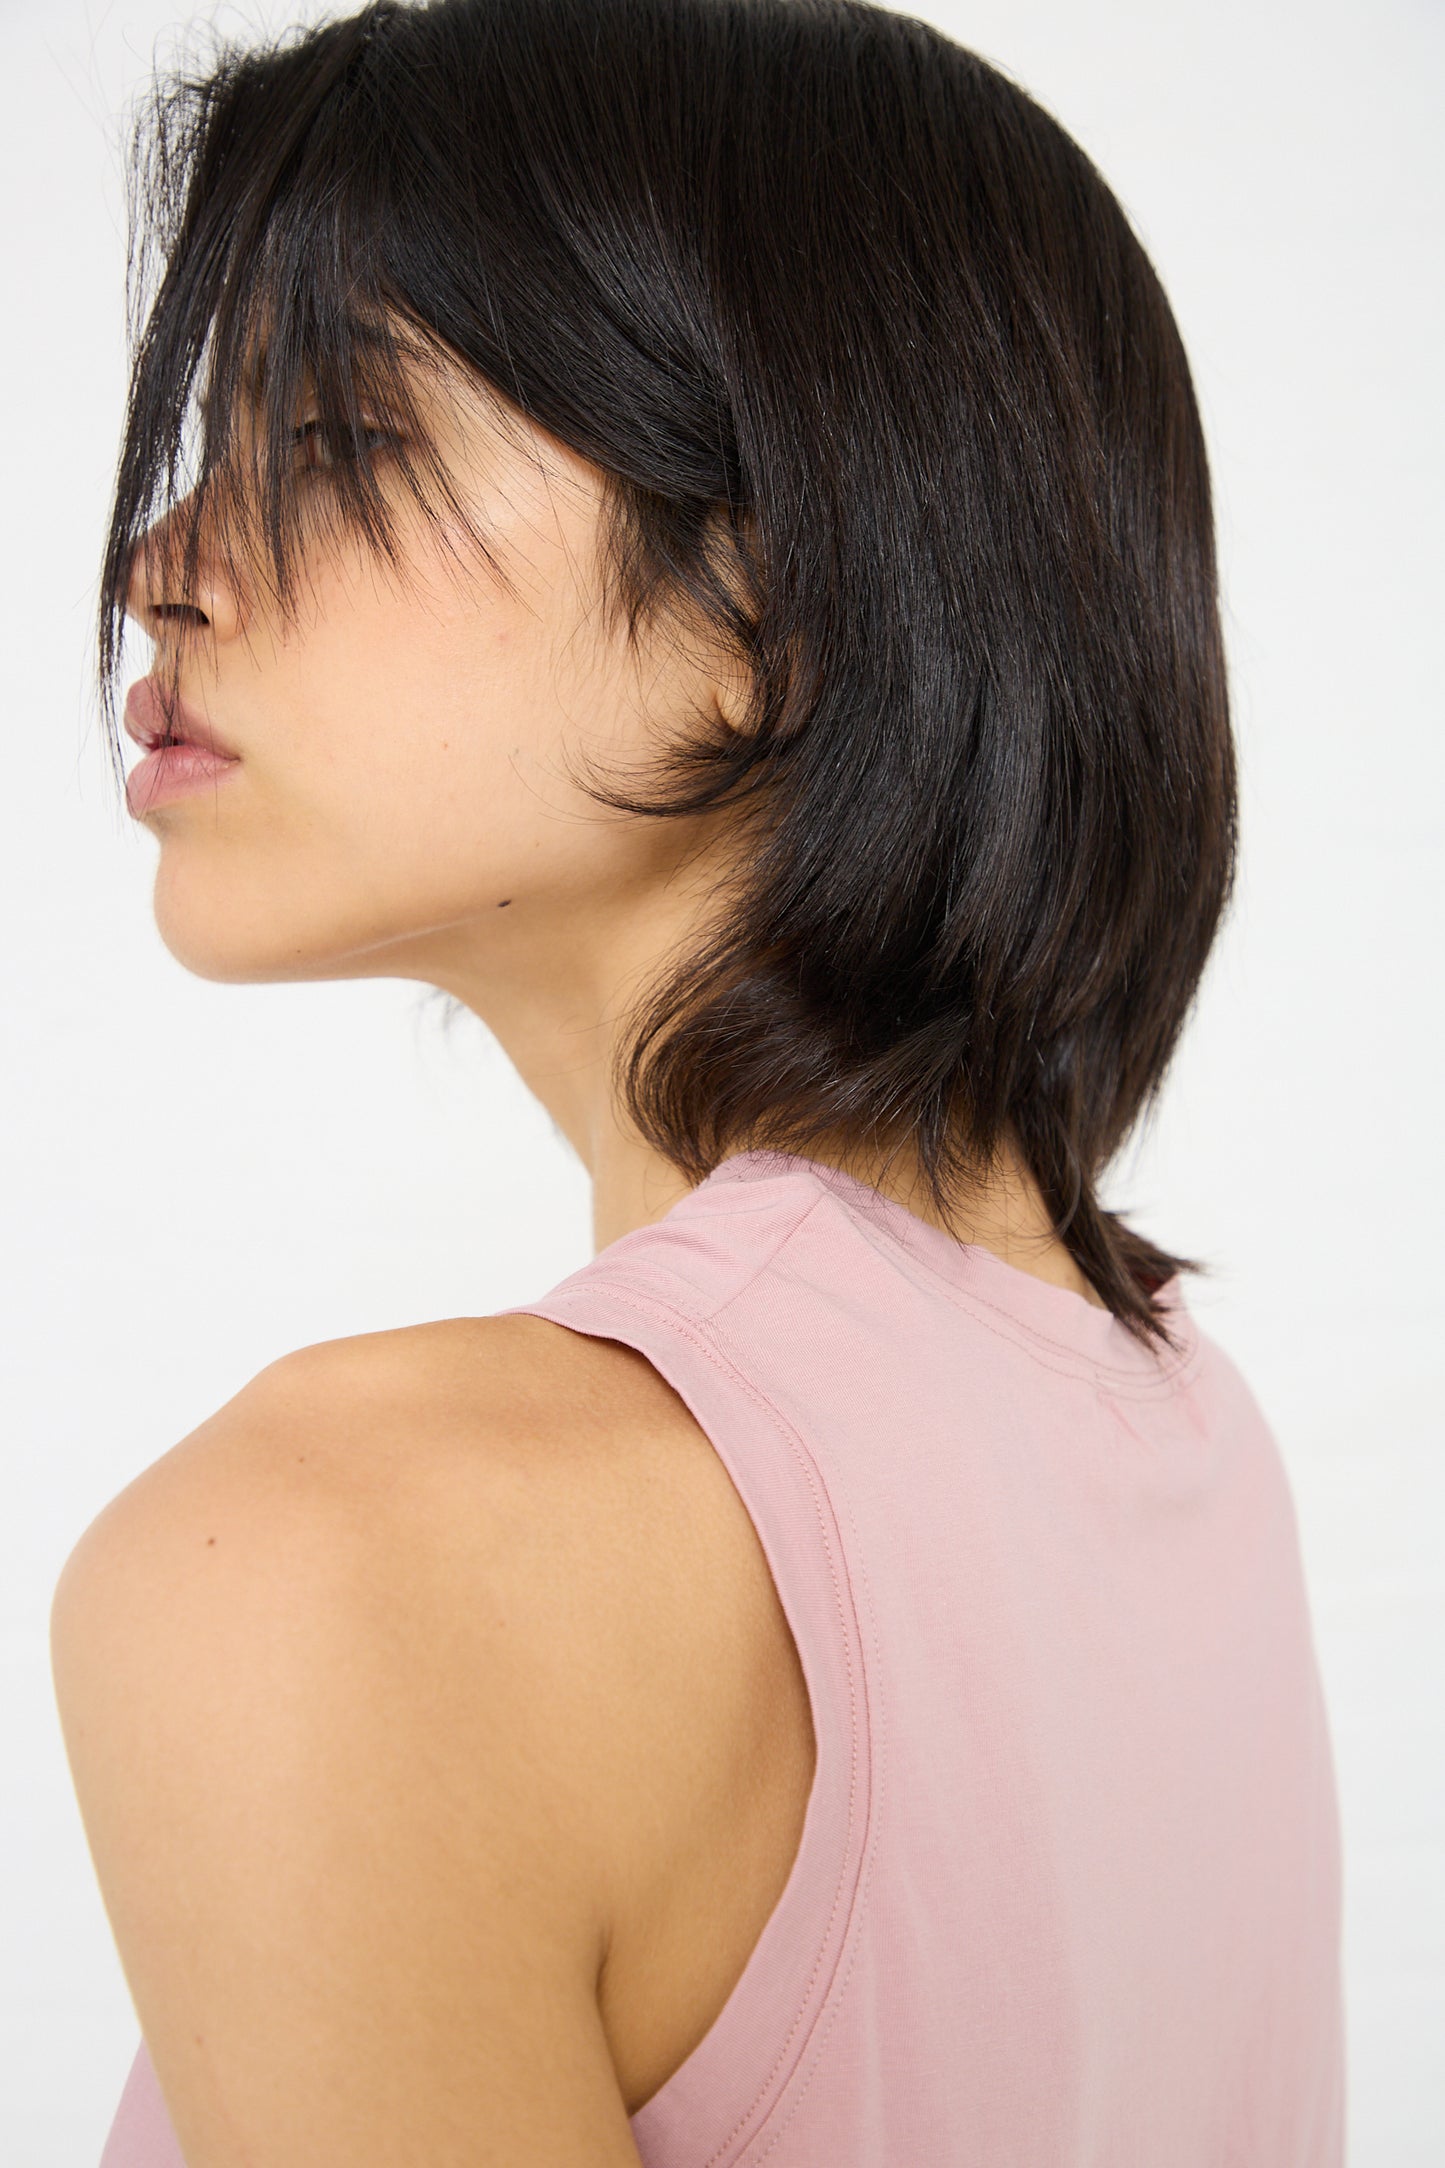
[698,504,765,738]
[711,642,757,738]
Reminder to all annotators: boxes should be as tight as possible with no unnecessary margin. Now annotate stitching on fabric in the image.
[934,1276,1204,1401]
[827,1204,1204,1399]
[697,1191,835,1327]
[515,1185,1201,2152]
[745,1466,889,2164]
[710,1170,1203,1398]
[526,1282,875,2165]
[697,1187,1202,1403]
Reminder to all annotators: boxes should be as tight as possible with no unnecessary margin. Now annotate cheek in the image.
[209,593,597,947]
[266,575,494,794]
[144,513,645,983]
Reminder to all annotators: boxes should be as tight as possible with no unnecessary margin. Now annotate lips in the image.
[123,678,240,760]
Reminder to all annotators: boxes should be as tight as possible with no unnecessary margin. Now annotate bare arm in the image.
[49,1334,646,2168]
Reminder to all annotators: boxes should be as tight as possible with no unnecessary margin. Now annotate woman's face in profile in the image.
[124,349,736,1001]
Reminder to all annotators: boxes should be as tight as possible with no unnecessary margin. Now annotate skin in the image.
[53,332,1112,2166]
[125,337,1106,1304]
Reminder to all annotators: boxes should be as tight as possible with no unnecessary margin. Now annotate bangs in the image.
[97,3,513,794]
[91,0,1236,1347]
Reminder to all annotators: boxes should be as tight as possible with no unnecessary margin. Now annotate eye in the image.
[290,418,396,471]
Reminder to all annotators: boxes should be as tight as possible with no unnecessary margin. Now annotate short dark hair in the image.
[99,0,1237,1356]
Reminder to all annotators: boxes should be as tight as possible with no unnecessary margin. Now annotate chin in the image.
[153,925,319,985]
[149,860,414,987]
[149,869,335,986]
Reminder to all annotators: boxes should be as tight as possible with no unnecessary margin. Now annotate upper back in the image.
[498,1147,1346,2168]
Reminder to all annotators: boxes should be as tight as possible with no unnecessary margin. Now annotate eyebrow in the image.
[196,344,269,427]
[198,342,416,425]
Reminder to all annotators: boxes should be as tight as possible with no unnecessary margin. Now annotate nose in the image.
[123,494,244,648]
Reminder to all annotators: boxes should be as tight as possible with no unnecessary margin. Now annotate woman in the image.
[50,0,1345,2162]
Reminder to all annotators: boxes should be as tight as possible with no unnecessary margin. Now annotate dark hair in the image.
[99,0,1237,1357]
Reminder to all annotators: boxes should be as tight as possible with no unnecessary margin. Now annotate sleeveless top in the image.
[98,1148,1346,2166]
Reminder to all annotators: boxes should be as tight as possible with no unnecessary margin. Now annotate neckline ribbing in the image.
[695,1148,1195,1381]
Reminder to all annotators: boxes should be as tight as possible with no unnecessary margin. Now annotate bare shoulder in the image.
[51,1309,789,1730]
[48,1309,743,1784]
[43,1313,725,2163]
[50,1314,667,1610]
[49,1315,814,2139]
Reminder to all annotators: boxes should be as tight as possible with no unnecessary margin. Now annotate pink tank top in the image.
[98,1148,1345,2165]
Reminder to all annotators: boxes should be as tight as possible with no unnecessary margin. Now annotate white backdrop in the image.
[3,1,1441,2160]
